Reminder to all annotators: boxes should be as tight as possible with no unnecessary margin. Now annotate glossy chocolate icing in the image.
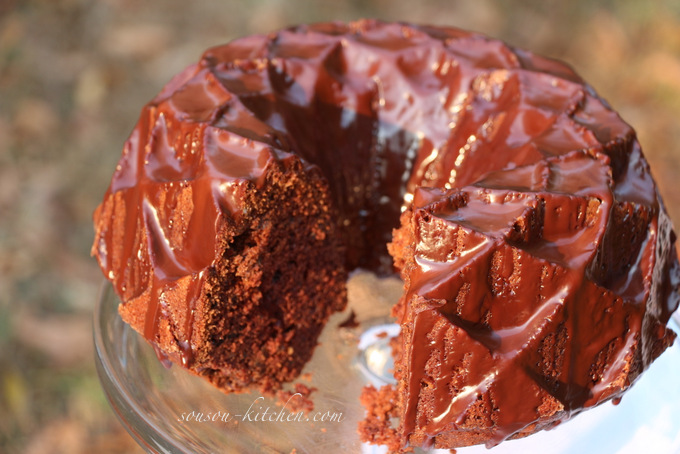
[400,152,679,447]
[92,19,680,449]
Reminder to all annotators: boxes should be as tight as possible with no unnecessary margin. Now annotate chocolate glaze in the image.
[401,151,678,447]
[91,20,680,448]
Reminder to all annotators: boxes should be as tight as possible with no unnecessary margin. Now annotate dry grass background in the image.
[1,0,679,452]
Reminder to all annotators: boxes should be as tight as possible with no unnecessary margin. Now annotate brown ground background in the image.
[2,0,680,453]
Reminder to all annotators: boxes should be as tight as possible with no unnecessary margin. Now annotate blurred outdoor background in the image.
[2,0,680,452]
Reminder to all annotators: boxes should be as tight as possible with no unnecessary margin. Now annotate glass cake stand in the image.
[94,271,680,454]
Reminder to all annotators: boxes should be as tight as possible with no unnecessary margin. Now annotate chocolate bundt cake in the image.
[92,20,680,450]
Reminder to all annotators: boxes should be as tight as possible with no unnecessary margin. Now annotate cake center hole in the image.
[356,323,400,385]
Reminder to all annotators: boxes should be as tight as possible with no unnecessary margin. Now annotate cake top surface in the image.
[95,20,646,291]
